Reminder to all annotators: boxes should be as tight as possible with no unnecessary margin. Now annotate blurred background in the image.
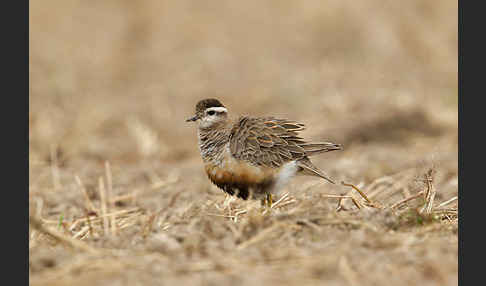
[29,0,457,168]
[30,1,457,285]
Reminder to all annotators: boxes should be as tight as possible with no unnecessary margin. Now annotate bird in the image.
[186,98,342,207]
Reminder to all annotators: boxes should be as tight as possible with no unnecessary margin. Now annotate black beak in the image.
[186,115,198,122]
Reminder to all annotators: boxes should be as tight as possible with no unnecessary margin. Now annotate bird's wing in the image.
[229,116,341,168]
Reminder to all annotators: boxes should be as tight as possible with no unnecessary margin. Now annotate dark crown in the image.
[196,98,225,113]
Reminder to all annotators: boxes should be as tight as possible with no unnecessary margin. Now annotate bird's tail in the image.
[300,142,342,157]
[296,157,336,184]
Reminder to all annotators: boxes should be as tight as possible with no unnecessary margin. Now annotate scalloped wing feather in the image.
[230,116,341,168]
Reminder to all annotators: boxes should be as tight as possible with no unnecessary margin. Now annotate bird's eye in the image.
[207,110,216,116]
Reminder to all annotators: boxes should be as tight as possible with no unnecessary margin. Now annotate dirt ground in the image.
[29,1,458,285]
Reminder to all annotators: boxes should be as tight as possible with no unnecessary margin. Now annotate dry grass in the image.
[30,1,457,285]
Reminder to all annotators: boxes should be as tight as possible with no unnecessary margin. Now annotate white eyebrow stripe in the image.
[206,107,228,113]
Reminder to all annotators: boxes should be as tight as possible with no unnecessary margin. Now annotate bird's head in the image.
[186,98,228,129]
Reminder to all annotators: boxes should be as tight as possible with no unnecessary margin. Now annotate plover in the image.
[187,98,342,206]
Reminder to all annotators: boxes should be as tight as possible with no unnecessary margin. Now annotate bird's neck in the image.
[197,123,231,163]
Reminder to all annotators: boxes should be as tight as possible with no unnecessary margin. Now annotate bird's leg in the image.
[261,197,267,207]
[260,193,273,208]
[267,193,273,208]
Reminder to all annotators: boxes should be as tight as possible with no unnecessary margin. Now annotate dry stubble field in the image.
[29,1,458,285]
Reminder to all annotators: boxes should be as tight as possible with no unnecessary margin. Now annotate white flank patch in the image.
[274,161,298,194]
